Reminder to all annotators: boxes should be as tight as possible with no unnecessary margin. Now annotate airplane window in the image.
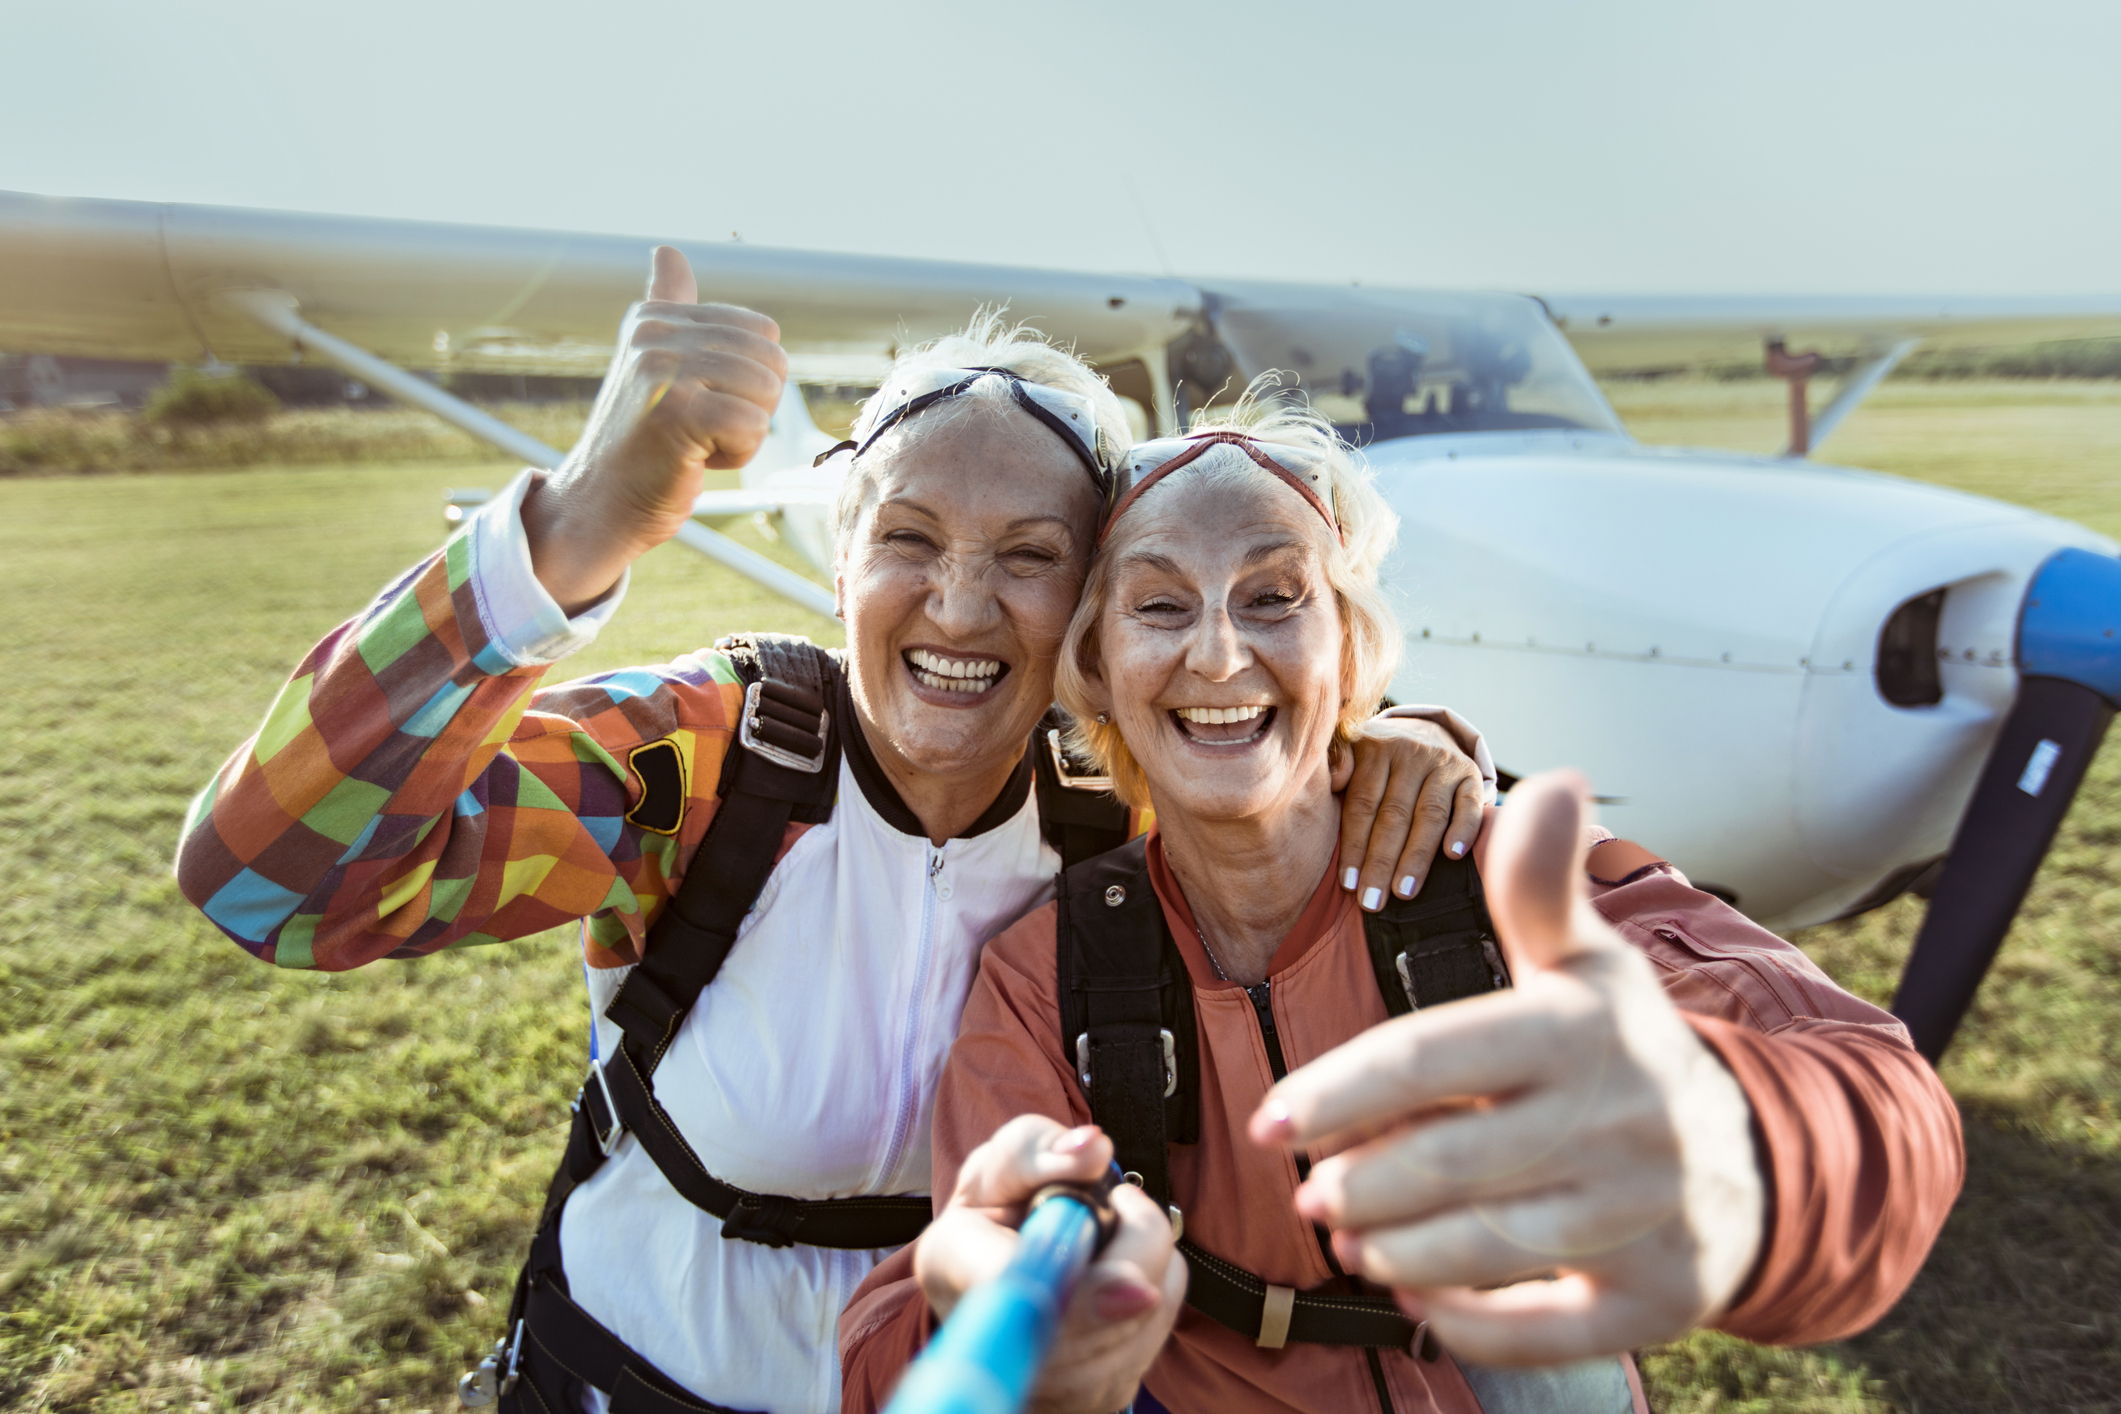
[1197,285,1624,444]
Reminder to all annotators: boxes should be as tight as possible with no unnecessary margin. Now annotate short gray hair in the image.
[832,310,1134,562]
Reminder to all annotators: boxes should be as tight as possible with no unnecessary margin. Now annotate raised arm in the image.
[1258,777,1962,1361]
[176,248,788,970]
[173,475,741,969]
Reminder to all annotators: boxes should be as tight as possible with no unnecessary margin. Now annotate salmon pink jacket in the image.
[839,831,1963,1414]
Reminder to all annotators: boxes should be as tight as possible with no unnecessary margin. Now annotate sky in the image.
[4,0,2116,296]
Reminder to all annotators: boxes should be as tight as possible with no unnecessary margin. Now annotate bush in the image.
[142,367,281,426]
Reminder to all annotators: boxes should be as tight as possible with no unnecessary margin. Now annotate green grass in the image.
[0,404,595,476]
[3,384,2118,1412]
[0,462,837,1412]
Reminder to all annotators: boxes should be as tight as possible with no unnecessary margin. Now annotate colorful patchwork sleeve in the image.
[175,471,744,972]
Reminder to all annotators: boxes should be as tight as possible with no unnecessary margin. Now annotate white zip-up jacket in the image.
[174,472,1493,1414]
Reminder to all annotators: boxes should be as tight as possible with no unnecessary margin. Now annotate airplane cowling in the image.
[1366,432,2113,929]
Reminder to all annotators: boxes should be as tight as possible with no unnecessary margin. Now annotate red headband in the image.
[1098,432,1343,546]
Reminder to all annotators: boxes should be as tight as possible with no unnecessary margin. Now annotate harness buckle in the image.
[1046,728,1113,792]
[739,680,830,774]
[455,1322,522,1408]
[1075,1029,1177,1099]
[579,1060,624,1157]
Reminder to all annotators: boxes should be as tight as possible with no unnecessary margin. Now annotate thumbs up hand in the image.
[524,246,790,614]
[1249,771,1766,1364]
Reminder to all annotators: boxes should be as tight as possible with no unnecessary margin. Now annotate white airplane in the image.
[6,188,2119,1060]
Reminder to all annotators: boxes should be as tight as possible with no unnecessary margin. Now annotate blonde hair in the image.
[1055,377,1403,808]
[832,311,1134,562]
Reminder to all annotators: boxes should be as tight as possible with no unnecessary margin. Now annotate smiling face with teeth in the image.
[1079,470,1348,828]
[835,408,1102,835]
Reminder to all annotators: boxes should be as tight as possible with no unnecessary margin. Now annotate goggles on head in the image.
[812,365,1115,504]
[1100,431,1342,546]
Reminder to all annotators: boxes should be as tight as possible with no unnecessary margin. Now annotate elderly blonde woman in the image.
[840,400,1963,1414]
[176,254,1493,1414]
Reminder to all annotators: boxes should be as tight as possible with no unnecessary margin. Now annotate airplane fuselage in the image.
[1358,429,2112,927]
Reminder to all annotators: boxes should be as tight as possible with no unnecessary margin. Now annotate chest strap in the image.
[1181,1240,1422,1350]
[1056,839,1508,1350]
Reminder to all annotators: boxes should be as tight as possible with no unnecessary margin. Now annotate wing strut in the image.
[1766,336,1921,458]
[222,289,838,620]
[1891,548,2121,1059]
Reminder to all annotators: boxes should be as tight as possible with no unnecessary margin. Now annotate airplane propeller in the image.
[1892,548,2121,1061]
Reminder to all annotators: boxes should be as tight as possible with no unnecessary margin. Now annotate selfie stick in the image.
[883,1166,1123,1414]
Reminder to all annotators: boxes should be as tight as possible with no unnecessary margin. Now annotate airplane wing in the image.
[0,189,1200,375]
[1542,292,2121,375]
[9,186,2119,1057]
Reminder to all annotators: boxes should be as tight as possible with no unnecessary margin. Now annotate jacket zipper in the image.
[1244,978,1399,1414]
[877,847,944,1189]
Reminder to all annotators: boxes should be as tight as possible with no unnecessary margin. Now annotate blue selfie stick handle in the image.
[883,1167,1121,1414]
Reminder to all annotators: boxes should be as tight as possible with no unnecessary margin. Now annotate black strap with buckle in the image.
[528,638,925,1256]
[1180,1240,1426,1350]
[1056,835,1506,1354]
[1056,836,1200,1209]
[1359,853,1510,1018]
[500,1216,763,1414]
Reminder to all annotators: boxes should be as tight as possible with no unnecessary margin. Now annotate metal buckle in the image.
[1075,1029,1177,1098]
[580,1060,624,1157]
[456,1321,522,1407]
[1046,728,1113,792]
[503,1318,524,1394]
[739,680,829,773]
[1396,942,1511,1010]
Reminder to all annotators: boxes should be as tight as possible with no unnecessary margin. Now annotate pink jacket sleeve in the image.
[1587,847,1964,1344]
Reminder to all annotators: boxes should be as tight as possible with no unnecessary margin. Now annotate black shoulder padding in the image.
[714,634,844,824]
[1360,853,1511,1018]
[1056,836,1199,1207]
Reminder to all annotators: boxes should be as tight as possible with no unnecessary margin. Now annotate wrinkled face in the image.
[1087,472,1345,823]
[836,408,1102,784]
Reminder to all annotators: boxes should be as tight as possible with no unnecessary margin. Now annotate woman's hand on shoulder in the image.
[1254,771,1765,1364]
[1335,714,1487,910]
[914,1116,1185,1414]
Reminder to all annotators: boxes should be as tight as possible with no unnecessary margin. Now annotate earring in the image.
[1095,712,1110,725]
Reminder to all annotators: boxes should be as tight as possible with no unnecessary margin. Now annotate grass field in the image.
[3,381,2117,1412]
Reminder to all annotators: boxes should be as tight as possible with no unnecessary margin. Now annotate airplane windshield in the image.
[1193,283,1624,443]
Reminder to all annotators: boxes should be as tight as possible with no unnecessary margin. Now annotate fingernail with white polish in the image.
[1397,875,1417,897]
[1361,887,1382,910]
[1450,841,1467,857]
[1342,866,1360,890]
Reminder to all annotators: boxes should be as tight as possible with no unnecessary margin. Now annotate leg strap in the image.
[500,1202,764,1414]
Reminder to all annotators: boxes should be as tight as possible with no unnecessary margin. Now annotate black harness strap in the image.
[1033,707,1134,867]
[604,636,838,1063]
[1057,838,1508,1352]
[1181,1240,1421,1349]
[536,637,921,1253]
[501,1214,762,1414]
[1056,837,1199,1209]
[1360,854,1510,1018]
